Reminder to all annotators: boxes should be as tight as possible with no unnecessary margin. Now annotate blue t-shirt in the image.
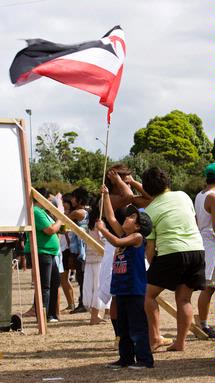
[110,242,147,296]
[69,210,89,261]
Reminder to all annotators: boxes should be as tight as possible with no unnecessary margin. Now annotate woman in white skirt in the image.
[83,204,108,324]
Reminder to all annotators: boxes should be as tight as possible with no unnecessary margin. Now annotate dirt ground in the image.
[0,270,214,383]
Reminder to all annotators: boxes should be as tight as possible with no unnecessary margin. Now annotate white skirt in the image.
[98,240,115,305]
[83,262,106,310]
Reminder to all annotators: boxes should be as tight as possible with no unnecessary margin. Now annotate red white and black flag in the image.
[9,25,126,122]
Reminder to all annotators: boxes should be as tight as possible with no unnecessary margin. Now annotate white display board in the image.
[0,122,28,226]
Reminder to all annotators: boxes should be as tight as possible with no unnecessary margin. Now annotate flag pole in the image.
[99,122,111,219]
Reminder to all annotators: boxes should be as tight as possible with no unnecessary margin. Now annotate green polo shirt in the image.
[24,205,59,256]
[145,191,204,256]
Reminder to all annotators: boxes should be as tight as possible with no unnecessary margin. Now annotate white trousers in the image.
[98,240,115,305]
[83,263,107,310]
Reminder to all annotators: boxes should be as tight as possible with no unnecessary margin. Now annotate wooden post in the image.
[18,119,46,335]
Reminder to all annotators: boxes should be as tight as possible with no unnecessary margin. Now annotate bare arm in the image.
[68,209,85,222]
[205,193,215,232]
[43,219,62,235]
[102,186,124,237]
[125,174,153,205]
[107,171,133,209]
[132,195,153,209]
[145,239,156,264]
[96,220,142,247]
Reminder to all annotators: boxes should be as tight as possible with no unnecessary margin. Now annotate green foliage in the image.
[30,113,211,199]
[75,177,101,194]
[64,148,112,185]
[31,123,113,194]
[122,151,176,181]
[130,110,212,164]
[32,179,74,194]
[30,158,63,183]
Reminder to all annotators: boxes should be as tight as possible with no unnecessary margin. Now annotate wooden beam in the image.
[31,187,104,256]
[0,118,20,124]
[0,226,32,232]
[157,296,208,340]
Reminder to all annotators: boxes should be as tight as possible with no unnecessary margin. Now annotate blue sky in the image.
[0,0,214,159]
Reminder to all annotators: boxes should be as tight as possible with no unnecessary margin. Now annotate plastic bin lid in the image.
[0,236,18,243]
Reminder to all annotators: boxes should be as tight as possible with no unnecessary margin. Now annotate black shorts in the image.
[62,249,82,271]
[62,249,74,271]
[147,250,206,291]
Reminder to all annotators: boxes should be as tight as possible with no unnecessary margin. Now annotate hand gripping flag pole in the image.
[99,122,111,220]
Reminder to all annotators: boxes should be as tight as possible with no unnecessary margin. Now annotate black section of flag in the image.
[10,30,118,84]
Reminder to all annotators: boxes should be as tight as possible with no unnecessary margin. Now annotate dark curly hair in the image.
[35,187,51,199]
[105,163,132,192]
[70,187,89,205]
[141,167,170,197]
[62,192,73,212]
[88,198,100,231]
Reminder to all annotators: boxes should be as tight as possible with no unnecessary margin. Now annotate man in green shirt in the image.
[25,188,62,320]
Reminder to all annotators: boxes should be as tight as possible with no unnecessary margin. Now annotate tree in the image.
[31,123,113,193]
[34,123,78,182]
[67,148,113,187]
[130,110,212,165]
[121,151,208,201]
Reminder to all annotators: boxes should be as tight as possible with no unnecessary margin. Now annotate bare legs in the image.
[60,270,75,309]
[145,284,193,352]
[198,287,215,323]
[167,284,193,351]
[144,284,164,351]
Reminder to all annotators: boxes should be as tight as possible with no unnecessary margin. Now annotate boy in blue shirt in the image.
[97,186,154,370]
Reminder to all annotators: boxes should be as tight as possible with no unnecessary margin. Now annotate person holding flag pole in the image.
[9,25,127,336]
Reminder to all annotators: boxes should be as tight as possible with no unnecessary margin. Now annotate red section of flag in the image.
[34,59,115,101]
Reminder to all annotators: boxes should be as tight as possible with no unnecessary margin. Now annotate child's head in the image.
[62,193,73,216]
[122,205,152,238]
[36,187,51,199]
[70,187,89,208]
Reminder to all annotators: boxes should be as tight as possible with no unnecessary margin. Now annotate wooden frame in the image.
[0,119,45,335]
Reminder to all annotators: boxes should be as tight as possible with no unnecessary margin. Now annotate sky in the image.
[0,0,214,160]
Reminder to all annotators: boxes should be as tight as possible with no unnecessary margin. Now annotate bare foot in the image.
[23,307,36,317]
[151,336,173,352]
[167,342,184,352]
[90,317,107,325]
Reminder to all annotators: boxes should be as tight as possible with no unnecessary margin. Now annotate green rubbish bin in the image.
[0,236,17,332]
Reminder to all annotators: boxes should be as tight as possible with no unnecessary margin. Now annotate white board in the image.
[0,122,28,226]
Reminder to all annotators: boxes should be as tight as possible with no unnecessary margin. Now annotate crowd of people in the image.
[16,162,215,369]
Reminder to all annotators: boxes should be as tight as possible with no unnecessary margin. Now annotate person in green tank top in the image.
[141,167,205,352]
